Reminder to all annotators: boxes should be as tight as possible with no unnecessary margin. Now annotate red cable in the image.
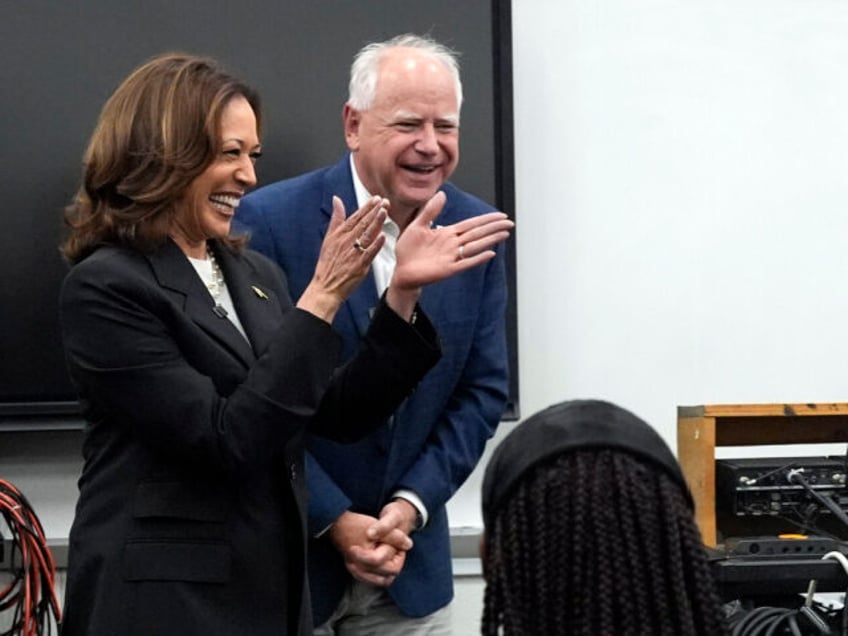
[0,479,61,636]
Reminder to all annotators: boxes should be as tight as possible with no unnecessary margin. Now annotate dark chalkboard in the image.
[0,0,517,426]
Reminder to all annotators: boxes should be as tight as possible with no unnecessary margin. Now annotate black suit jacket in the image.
[58,239,439,636]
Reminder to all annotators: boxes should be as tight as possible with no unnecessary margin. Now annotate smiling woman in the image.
[170,96,261,259]
[60,55,263,264]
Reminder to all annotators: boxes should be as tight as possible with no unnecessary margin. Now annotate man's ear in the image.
[343,103,361,151]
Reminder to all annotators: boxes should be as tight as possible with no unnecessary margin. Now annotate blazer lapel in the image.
[147,239,255,369]
[345,278,379,337]
[212,244,279,357]
[322,158,379,338]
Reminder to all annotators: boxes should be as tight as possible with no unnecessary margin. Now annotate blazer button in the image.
[290,463,297,481]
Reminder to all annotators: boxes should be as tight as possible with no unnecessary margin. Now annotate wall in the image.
[511,0,848,443]
[450,3,848,628]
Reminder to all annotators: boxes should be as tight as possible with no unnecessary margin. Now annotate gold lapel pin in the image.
[251,285,269,300]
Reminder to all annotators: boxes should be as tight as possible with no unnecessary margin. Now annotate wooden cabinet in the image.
[677,403,848,546]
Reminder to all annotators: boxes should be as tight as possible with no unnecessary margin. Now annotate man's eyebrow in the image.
[393,111,422,121]
[392,111,459,126]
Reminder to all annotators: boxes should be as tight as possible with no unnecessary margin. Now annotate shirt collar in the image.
[349,154,370,210]
[349,154,397,235]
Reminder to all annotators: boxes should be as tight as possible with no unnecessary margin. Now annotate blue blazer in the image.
[238,155,509,622]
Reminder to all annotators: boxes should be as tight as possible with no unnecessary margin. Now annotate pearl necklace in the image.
[206,245,229,319]
[206,245,225,301]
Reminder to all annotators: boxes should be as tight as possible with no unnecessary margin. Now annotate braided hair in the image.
[481,401,728,635]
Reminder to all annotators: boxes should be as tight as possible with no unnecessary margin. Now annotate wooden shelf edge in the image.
[679,403,848,419]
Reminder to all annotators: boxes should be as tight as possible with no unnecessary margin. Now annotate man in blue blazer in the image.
[237,34,509,634]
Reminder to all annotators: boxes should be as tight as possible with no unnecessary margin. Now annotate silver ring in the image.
[458,244,465,260]
[354,238,365,252]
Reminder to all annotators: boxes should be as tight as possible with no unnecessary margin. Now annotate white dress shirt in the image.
[349,155,428,530]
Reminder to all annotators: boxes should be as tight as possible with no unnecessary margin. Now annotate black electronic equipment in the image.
[724,535,840,557]
[709,551,848,601]
[709,536,848,602]
[712,457,848,604]
[716,456,848,518]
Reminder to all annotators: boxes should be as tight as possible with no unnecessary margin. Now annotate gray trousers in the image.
[313,581,453,636]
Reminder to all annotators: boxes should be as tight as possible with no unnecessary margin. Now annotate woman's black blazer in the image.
[58,238,439,636]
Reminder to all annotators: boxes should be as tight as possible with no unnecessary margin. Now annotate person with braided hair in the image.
[480,399,729,636]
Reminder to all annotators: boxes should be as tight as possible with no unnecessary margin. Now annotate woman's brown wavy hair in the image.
[61,53,260,263]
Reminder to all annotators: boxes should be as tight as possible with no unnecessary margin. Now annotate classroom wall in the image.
[449,0,848,530]
[449,1,848,629]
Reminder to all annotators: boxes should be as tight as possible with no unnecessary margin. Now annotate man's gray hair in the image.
[348,33,463,112]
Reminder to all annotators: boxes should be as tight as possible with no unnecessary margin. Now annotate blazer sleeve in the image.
[311,296,441,443]
[60,252,440,472]
[305,451,352,535]
[60,254,345,471]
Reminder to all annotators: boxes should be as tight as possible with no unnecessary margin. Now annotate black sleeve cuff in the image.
[368,292,440,356]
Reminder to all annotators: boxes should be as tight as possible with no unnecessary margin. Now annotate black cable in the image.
[770,510,837,542]
[745,607,792,635]
[842,583,848,636]
[763,609,797,636]
[752,462,806,487]
[798,604,831,634]
[787,613,803,636]
[787,468,848,533]
[733,606,788,636]
[727,599,848,635]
